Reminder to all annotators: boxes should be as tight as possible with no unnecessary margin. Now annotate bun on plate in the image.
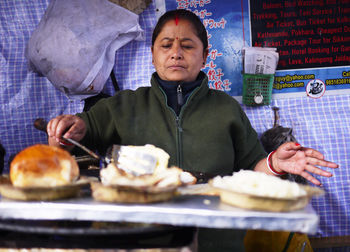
[10,144,79,188]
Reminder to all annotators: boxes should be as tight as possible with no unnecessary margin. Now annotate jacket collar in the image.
[151,71,209,103]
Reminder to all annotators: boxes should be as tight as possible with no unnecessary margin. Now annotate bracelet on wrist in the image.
[59,140,74,146]
[266,150,287,176]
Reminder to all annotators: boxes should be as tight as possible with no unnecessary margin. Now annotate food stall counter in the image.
[0,194,319,234]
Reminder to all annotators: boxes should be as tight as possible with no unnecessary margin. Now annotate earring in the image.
[202,62,205,65]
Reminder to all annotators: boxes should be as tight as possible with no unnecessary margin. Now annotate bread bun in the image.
[10,144,79,188]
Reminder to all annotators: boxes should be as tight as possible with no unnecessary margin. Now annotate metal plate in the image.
[91,181,177,203]
[0,176,96,201]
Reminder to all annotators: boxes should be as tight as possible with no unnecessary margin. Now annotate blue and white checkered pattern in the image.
[0,0,349,238]
[244,96,350,237]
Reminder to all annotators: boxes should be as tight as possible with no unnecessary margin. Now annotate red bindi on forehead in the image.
[175,14,179,25]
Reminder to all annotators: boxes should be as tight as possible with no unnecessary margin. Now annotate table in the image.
[0,194,319,234]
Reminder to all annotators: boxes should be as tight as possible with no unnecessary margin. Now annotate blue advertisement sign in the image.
[164,0,350,98]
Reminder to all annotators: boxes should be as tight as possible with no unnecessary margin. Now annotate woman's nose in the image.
[171,44,183,60]
[171,54,182,60]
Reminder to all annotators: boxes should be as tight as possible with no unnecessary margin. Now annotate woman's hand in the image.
[271,142,339,185]
[47,115,86,148]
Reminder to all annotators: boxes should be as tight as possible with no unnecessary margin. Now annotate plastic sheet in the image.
[26,0,144,100]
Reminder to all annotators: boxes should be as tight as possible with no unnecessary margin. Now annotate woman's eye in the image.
[182,45,193,49]
[161,44,171,48]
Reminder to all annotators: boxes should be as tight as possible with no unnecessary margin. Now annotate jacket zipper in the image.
[177,84,183,108]
[176,84,183,167]
[158,83,200,168]
[175,116,183,167]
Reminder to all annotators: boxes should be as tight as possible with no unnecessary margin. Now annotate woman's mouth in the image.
[168,65,185,70]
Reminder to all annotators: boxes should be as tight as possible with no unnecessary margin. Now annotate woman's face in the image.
[152,19,208,82]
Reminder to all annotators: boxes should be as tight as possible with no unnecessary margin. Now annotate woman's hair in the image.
[151,9,208,52]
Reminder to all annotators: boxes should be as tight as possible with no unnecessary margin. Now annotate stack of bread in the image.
[100,144,195,188]
[10,144,79,188]
[0,144,85,201]
[91,144,196,203]
[211,170,324,212]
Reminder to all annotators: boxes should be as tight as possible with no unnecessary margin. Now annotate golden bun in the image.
[10,144,79,188]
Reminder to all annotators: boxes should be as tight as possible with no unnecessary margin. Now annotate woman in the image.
[47,9,338,186]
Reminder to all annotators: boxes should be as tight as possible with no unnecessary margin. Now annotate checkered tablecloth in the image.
[0,0,349,238]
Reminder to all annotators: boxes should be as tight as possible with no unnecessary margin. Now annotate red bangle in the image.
[59,140,74,146]
[267,151,286,175]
